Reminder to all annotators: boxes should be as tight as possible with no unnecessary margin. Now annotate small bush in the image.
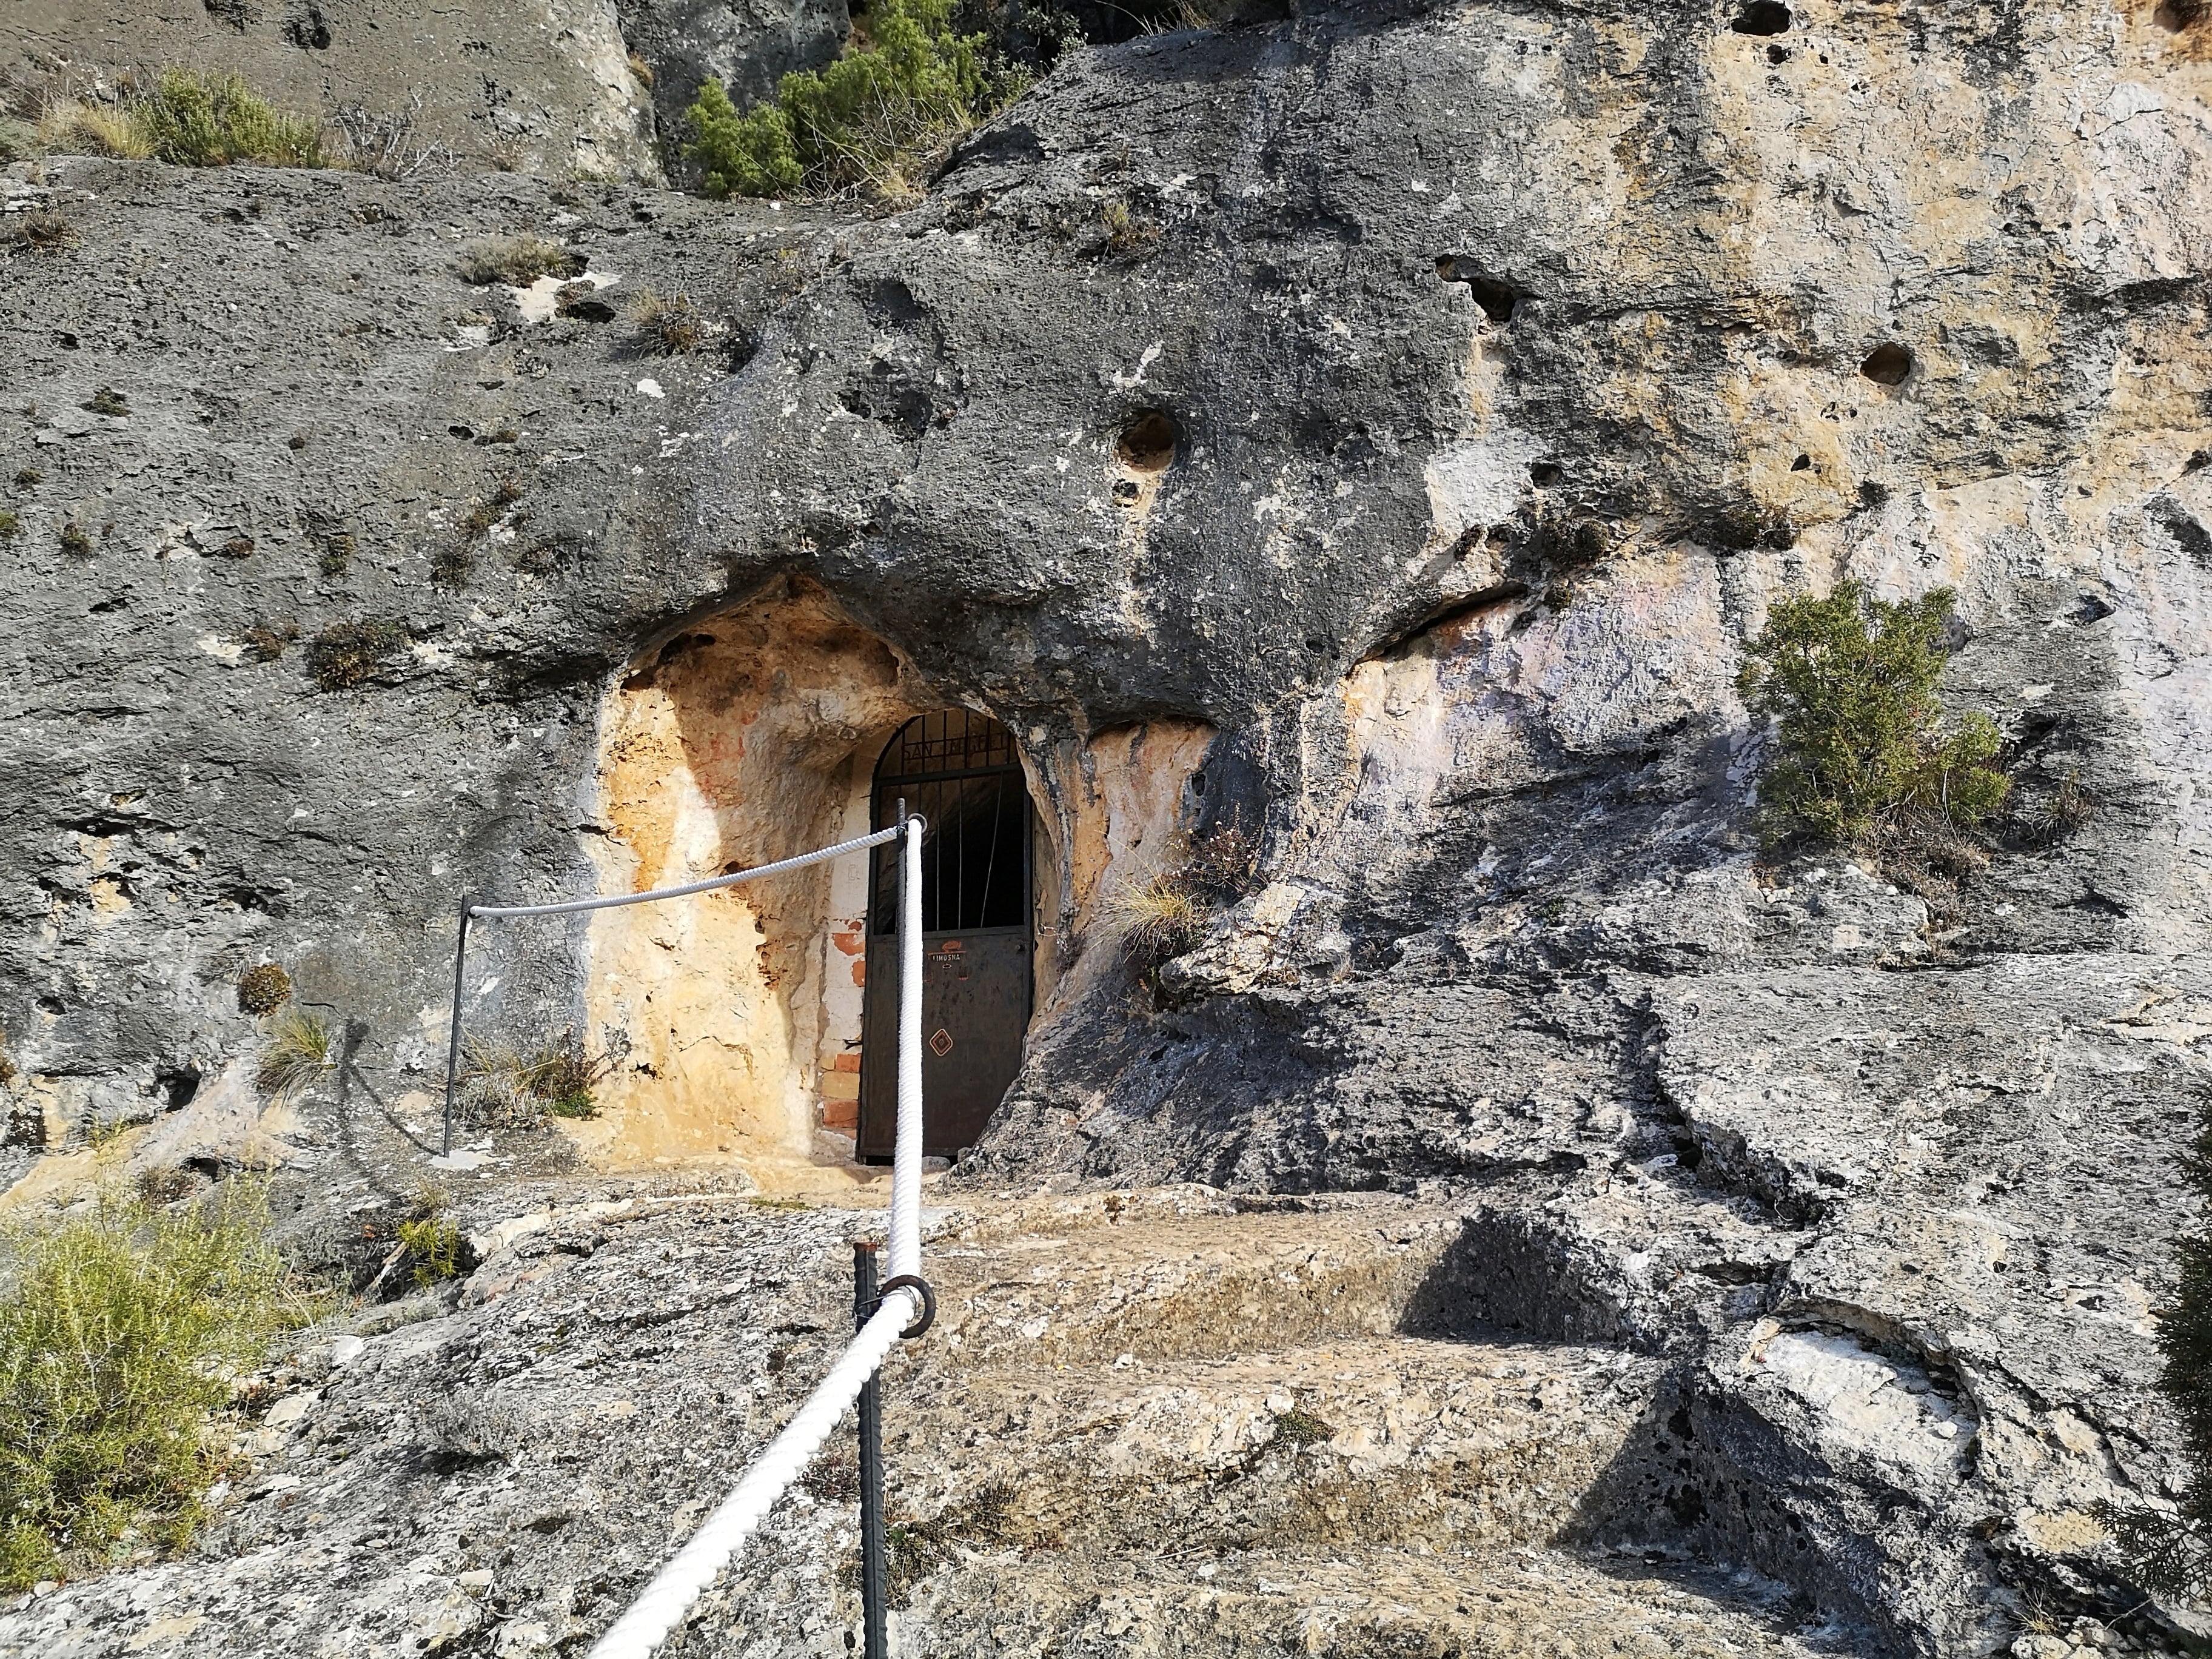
[395,1216,462,1289]
[0,512,16,541]
[305,618,407,691]
[13,469,41,490]
[316,529,355,577]
[84,387,129,417]
[684,0,1016,199]
[630,287,709,355]
[1737,581,2009,846]
[255,1008,332,1099]
[59,523,93,558]
[455,235,583,288]
[235,963,292,1014]
[0,1182,294,1590]
[1272,1406,1334,1447]
[134,70,324,167]
[41,99,155,160]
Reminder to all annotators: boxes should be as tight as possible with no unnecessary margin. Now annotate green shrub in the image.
[395,1217,463,1290]
[59,523,93,558]
[684,0,1013,199]
[132,70,324,167]
[0,513,16,541]
[1737,581,2009,845]
[0,1183,293,1589]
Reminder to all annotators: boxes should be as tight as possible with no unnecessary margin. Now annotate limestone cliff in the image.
[1,2,2210,1655]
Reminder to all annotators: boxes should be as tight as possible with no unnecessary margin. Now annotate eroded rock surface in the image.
[1,1,2210,1654]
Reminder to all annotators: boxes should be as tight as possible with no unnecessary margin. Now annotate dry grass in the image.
[455,235,582,288]
[629,287,711,355]
[458,1031,614,1126]
[305,618,406,691]
[255,1008,332,1099]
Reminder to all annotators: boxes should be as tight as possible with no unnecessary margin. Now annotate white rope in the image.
[584,815,933,1659]
[585,1288,921,1659]
[469,825,903,919]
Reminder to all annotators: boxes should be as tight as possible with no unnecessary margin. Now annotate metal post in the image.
[853,1239,889,1659]
[440,906,473,1157]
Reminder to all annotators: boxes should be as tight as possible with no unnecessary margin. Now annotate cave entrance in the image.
[859,711,1034,1160]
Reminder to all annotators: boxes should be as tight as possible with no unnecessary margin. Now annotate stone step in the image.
[879,1336,1662,1557]
[920,1189,1476,1365]
[892,1543,1838,1658]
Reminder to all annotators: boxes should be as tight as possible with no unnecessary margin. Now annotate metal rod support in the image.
[440,907,471,1158]
[854,1241,888,1659]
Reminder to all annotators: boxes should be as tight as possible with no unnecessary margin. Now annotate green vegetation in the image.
[315,529,355,577]
[59,523,93,558]
[84,387,129,418]
[255,1008,332,1099]
[305,618,407,691]
[0,513,16,542]
[235,963,292,1015]
[395,1216,463,1290]
[459,1031,614,1126]
[13,469,41,490]
[1737,582,2008,846]
[47,71,323,168]
[0,1183,294,1590]
[683,0,1017,199]
[1272,1406,1335,1447]
[454,235,581,288]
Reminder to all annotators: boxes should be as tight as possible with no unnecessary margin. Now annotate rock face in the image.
[13,0,664,181]
[2,1,2211,1655]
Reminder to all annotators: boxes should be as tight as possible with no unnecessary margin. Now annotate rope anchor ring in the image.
[877,1273,935,1339]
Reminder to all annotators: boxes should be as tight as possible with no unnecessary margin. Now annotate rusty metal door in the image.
[858,712,1032,1161]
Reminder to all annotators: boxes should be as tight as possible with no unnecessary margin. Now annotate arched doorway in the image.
[858,711,1033,1160]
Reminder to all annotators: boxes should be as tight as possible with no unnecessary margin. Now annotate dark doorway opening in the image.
[858,711,1033,1160]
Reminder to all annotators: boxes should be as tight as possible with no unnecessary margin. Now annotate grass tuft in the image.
[455,235,583,288]
[59,523,93,558]
[0,1182,297,1590]
[629,287,710,356]
[0,513,16,541]
[255,1008,332,1099]
[458,1030,615,1126]
[1096,820,1259,973]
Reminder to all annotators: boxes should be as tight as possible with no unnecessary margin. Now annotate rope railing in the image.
[437,817,931,1659]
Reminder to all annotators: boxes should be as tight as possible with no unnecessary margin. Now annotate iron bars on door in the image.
[434,816,933,1659]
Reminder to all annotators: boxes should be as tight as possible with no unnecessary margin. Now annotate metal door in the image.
[857,712,1033,1161]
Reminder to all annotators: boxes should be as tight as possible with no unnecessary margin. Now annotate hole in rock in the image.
[1114,411,1178,474]
[1860,343,1914,386]
[2156,0,2205,31]
[1767,43,1788,62]
[1791,454,1811,471]
[1529,461,1562,486]
[1731,1,1791,34]
[1436,257,1518,323]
